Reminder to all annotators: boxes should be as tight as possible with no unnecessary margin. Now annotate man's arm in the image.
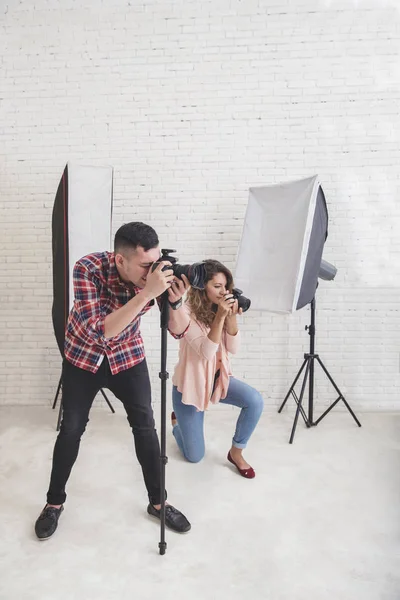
[104,293,153,339]
[165,275,191,338]
[72,260,175,342]
[105,261,175,339]
[167,303,190,338]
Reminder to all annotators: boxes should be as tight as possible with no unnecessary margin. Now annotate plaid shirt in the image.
[64,251,184,374]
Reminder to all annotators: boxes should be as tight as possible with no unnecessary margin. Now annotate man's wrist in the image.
[135,289,154,304]
[169,297,183,310]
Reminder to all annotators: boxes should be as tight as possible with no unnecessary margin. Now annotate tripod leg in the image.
[100,389,115,414]
[159,295,169,556]
[52,375,62,409]
[159,387,167,556]
[314,357,361,427]
[289,359,311,444]
[278,358,308,413]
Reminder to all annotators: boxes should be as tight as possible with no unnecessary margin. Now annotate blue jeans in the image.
[172,377,264,463]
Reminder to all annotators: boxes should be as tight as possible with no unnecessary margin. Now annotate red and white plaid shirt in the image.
[64,251,184,374]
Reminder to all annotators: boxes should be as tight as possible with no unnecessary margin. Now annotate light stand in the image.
[278,296,361,443]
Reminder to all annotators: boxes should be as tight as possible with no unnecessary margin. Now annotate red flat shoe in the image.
[227,451,255,479]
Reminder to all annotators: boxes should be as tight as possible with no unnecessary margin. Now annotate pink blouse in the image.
[172,305,240,411]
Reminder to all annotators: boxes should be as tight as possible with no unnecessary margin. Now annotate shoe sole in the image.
[35,529,58,541]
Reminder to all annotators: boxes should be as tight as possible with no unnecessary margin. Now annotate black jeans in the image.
[47,357,164,506]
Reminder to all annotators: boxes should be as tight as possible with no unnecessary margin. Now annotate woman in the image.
[170,259,264,478]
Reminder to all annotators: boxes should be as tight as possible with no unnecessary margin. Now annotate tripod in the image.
[158,290,170,556]
[278,297,361,444]
[52,371,115,431]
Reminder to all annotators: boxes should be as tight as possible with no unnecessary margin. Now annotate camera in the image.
[151,249,207,290]
[152,250,252,311]
[232,288,251,312]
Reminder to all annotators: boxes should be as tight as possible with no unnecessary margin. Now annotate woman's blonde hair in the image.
[186,259,234,328]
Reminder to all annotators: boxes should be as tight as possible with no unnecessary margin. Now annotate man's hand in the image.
[167,274,190,304]
[144,261,174,300]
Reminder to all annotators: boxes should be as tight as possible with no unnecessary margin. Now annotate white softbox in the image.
[52,162,113,354]
[235,175,328,314]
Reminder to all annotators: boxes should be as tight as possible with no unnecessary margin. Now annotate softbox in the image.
[51,162,113,354]
[235,175,328,314]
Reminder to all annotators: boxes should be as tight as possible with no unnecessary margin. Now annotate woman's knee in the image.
[248,389,264,415]
[183,446,205,463]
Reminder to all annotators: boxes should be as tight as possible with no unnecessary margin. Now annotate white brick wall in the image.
[1,0,399,412]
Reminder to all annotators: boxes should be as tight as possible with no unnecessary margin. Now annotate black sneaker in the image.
[35,505,64,540]
[147,504,191,533]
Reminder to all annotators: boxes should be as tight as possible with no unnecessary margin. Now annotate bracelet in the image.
[168,298,183,311]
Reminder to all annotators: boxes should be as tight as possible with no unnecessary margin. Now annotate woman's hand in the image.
[216,293,236,317]
[227,299,243,318]
[225,296,241,336]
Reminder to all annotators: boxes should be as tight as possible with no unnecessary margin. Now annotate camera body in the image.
[231,288,251,312]
[151,249,207,290]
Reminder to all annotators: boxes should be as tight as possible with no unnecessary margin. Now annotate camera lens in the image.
[237,295,251,312]
[173,262,206,290]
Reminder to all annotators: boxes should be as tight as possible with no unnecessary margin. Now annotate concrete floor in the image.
[0,404,399,600]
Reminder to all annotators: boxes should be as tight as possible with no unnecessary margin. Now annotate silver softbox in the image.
[52,162,114,354]
[235,175,328,313]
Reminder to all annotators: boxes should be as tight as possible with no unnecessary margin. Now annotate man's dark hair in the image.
[114,222,159,253]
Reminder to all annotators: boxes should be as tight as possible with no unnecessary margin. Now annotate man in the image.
[35,222,191,540]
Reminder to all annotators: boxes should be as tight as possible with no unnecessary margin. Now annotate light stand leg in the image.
[289,358,311,444]
[52,375,62,409]
[279,296,360,442]
[56,397,63,432]
[99,388,115,414]
[278,357,310,427]
[278,358,308,414]
[314,356,361,427]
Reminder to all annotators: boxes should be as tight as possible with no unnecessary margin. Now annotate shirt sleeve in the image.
[225,330,240,354]
[72,261,106,344]
[183,319,219,361]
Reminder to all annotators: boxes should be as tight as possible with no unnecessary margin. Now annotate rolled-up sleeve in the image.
[72,262,106,344]
[155,297,191,340]
[184,321,219,361]
[168,324,189,340]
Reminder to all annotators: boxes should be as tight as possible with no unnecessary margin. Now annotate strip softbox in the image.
[51,162,113,354]
[235,175,328,314]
